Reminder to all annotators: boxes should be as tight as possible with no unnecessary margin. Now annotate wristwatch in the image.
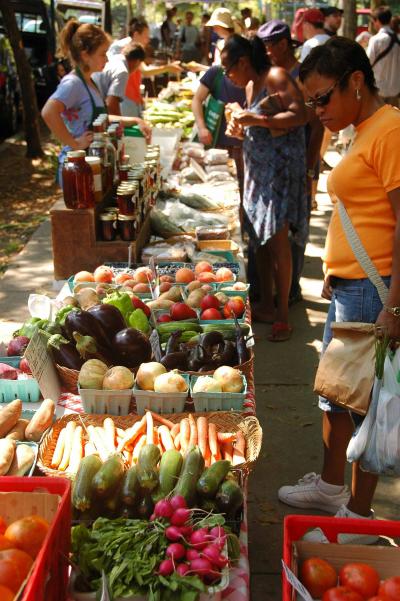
[306,169,315,178]
[384,305,400,316]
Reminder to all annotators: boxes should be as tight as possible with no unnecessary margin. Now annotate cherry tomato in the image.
[378,577,400,601]
[339,563,380,599]
[300,557,338,598]
[322,586,365,601]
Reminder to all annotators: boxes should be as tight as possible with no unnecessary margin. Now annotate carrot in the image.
[204,443,211,467]
[146,411,154,444]
[146,410,174,429]
[180,418,190,454]
[212,448,222,462]
[208,423,218,457]
[132,434,147,462]
[170,423,180,441]
[158,425,174,450]
[84,442,98,456]
[67,425,83,474]
[95,426,114,455]
[122,449,132,464]
[232,431,246,466]
[117,417,146,452]
[116,427,126,439]
[58,421,76,471]
[221,441,234,463]
[51,428,66,469]
[188,414,197,448]
[196,417,208,458]
[217,432,236,444]
[174,432,181,451]
[87,425,110,462]
[153,428,159,446]
[103,417,116,450]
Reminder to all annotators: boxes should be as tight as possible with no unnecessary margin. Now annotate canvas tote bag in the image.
[314,199,389,415]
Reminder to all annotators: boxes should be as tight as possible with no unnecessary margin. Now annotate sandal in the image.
[267,322,293,342]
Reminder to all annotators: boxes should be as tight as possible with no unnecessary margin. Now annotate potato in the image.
[25,399,55,442]
[6,418,29,441]
[0,439,16,475]
[7,443,35,476]
[0,399,22,438]
[158,286,183,302]
[146,299,174,311]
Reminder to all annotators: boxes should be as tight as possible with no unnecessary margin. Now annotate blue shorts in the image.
[318,275,391,415]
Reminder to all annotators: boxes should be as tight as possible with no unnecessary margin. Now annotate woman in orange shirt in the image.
[278,37,400,541]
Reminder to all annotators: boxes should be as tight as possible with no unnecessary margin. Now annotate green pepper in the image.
[103,290,133,323]
[55,305,78,326]
[128,308,150,335]
[40,321,63,336]
[14,317,47,338]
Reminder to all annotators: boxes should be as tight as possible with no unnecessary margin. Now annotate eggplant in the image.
[64,309,112,360]
[73,332,110,364]
[161,351,189,371]
[165,330,182,355]
[87,304,126,342]
[47,334,84,370]
[112,328,152,368]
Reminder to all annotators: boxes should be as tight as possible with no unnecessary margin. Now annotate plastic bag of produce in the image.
[163,200,229,233]
[150,209,186,239]
[204,148,229,165]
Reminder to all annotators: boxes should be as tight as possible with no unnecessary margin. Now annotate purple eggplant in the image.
[47,334,84,370]
[87,304,126,342]
[112,328,152,368]
[64,310,111,359]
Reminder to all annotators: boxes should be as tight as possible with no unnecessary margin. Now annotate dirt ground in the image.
[0,132,60,275]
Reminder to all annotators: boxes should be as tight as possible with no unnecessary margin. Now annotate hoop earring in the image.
[356,88,361,101]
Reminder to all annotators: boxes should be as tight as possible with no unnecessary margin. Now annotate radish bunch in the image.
[154,496,229,585]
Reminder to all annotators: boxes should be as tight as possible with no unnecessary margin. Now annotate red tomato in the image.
[339,563,380,599]
[300,557,338,598]
[379,577,400,600]
[323,586,365,601]
[368,597,391,601]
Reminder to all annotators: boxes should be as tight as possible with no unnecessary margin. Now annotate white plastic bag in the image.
[346,377,381,464]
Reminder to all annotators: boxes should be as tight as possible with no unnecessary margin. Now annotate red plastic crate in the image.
[0,476,71,601]
[282,514,400,601]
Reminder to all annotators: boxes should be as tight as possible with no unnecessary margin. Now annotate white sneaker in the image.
[303,504,379,545]
[278,472,350,513]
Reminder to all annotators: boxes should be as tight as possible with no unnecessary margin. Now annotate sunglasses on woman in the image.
[305,71,351,110]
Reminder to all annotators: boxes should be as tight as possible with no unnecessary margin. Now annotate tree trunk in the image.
[339,0,357,39]
[370,0,384,8]
[135,0,145,16]
[104,0,112,34]
[0,0,43,158]
[126,0,133,33]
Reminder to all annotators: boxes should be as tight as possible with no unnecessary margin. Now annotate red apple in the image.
[200,294,220,312]
[223,297,245,319]
[131,295,151,317]
[170,302,197,321]
[201,308,222,320]
[158,314,172,323]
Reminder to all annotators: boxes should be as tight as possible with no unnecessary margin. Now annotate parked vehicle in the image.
[55,0,105,29]
[0,33,20,137]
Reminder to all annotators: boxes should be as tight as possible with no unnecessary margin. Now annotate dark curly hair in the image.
[222,33,270,75]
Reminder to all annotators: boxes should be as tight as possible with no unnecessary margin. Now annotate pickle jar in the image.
[99,212,117,241]
[62,150,95,209]
[118,214,137,241]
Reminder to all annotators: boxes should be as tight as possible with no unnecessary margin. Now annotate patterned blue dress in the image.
[243,88,307,247]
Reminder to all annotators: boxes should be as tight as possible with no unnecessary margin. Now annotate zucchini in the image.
[227,533,241,564]
[197,460,231,499]
[121,466,140,506]
[102,484,122,518]
[137,444,160,491]
[92,454,125,498]
[72,455,102,511]
[174,446,204,507]
[159,449,183,496]
[215,479,244,519]
[136,494,154,519]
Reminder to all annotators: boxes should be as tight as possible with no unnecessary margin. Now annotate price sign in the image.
[24,332,61,400]
[281,560,313,601]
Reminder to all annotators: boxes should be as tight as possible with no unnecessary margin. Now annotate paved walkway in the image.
[0,151,399,601]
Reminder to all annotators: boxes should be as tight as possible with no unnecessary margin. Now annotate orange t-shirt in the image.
[324,105,400,279]
[125,69,142,104]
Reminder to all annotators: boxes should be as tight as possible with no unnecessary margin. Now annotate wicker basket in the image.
[37,411,262,478]
[55,364,79,394]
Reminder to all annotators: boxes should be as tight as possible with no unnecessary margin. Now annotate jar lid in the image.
[103,207,119,214]
[119,164,130,171]
[67,150,86,158]
[85,156,101,165]
[99,212,116,221]
[118,214,136,221]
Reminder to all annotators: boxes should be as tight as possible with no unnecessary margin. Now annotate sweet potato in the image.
[25,399,55,442]
[0,439,16,475]
[0,399,22,438]
[6,418,29,441]
[7,443,35,476]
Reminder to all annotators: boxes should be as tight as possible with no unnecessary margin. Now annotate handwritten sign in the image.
[25,332,61,401]
[281,560,313,601]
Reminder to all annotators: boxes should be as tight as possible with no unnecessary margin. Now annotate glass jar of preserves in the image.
[99,212,117,241]
[117,187,136,216]
[119,164,130,182]
[88,136,106,165]
[85,156,102,203]
[118,214,137,241]
[62,150,95,209]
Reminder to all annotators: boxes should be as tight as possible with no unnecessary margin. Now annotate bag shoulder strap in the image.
[211,67,224,98]
[337,199,389,304]
[371,32,400,67]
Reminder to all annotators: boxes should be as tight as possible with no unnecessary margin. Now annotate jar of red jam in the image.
[99,212,117,241]
[117,187,136,216]
[118,214,137,241]
[119,164,130,182]
[62,150,95,209]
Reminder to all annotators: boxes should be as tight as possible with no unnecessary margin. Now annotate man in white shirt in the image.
[300,8,330,62]
[367,5,400,106]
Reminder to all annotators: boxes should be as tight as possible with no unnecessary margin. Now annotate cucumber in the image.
[215,479,244,519]
[121,466,140,506]
[174,446,204,507]
[136,494,154,519]
[102,484,122,518]
[92,454,125,498]
[72,455,102,512]
[159,449,183,497]
[227,533,241,564]
[137,444,161,491]
[196,460,231,499]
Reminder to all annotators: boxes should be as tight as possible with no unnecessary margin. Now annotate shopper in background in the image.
[206,8,236,65]
[258,20,323,305]
[199,13,212,64]
[279,37,400,541]
[222,35,307,341]
[367,5,400,107]
[321,6,343,37]
[178,11,201,63]
[300,9,330,62]
[160,7,177,50]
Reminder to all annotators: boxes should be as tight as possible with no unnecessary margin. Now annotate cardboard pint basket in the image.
[314,322,377,416]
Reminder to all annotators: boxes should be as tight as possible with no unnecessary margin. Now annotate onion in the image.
[193,376,222,394]
[102,366,134,390]
[213,366,243,393]
[153,370,188,393]
[136,362,166,391]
